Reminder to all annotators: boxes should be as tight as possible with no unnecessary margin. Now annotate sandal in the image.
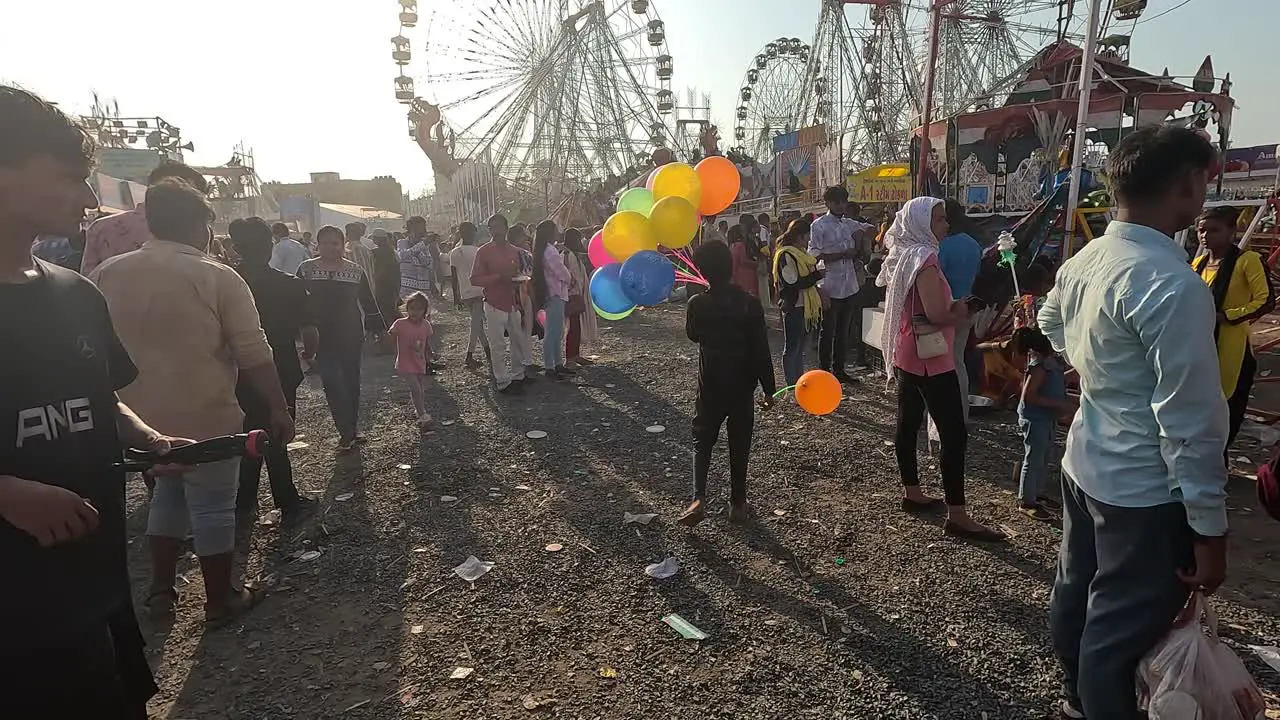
[205,586,265,629]
[677,500,707,527]
[1019,503,1055,522]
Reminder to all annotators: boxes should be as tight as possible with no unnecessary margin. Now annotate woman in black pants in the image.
[875,197,1002,542]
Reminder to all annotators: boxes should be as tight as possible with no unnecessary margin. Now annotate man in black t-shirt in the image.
[0,85,191,718]
[229,217,319,514]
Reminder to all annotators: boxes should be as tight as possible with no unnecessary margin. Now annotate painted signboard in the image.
[848,164,912,204]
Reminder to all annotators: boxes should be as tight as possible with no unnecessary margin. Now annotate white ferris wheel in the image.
[390,0,680,202]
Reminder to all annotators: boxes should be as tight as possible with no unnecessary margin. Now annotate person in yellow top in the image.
[1193,206,1274,458]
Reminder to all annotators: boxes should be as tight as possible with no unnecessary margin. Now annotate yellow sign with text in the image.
[848,164,911,205]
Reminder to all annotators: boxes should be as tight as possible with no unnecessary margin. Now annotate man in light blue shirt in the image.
[269,222,310,276]
[1038,125,1227,720]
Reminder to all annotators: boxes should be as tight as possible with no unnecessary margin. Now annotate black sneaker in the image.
[1037,496,1064,511]
[498,383,525,395]
[1058,700,1085,719]
[281,496,318,517]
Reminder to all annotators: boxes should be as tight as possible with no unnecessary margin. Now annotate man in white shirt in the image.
[808,186,873,383]
[1039,125,1227,720]
[268,222,310,275]
[448,221,490,368]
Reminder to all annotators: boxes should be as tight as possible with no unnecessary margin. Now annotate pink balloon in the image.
[587,230,615,268]
[537,309,547,328]
[645,167,659,191]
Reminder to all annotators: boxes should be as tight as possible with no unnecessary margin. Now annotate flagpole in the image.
[915,0,954,195]
[1064,0,1105,249]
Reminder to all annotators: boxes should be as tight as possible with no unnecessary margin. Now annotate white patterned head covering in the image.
[875,196,944,376]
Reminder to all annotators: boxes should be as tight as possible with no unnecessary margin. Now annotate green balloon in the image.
[616,188,655,218]
[593,300,634,321]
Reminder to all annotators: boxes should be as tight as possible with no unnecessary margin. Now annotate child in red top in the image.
[388,292,434,431]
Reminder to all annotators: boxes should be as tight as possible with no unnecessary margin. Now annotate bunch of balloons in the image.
[588,156,741,319]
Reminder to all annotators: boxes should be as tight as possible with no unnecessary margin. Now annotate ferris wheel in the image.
[389,0,678,200]
[732,38,811,162]
[793,0,1082,171]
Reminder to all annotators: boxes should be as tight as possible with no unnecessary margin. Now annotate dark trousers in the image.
[1226,346,1256,460]
[781,306,807,385]
[819,295,857,373]
[1049,474,1193,718]
[894,368,967,506]
[1,603,155,719]
[317,340,363,441]
[565,312,582,361]
[692,389,754,506]
[238,385,301,510]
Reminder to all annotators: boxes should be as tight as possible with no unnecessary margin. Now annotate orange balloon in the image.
[794,370,842,415]
[695,156,742,216]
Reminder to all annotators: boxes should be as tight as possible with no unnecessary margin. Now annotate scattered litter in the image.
[623,512,658,525]
[399,579,415,591]
[545,543,564,553]
[411,624,425,634]
[286,441,310,451]
[412,547,429,553]
[441,420,456,426]
[645,425,666,434]
[453,556,494,582]
[397,463,413,470]
[441,495,459,503]
[335,492,355,502]
[343,699,370,712]
[946,638,959,648]
[834,557,846,566]
[598,666,618,679]
[773,509,787,517]
[259,509,282,526]
[645,557,680,580]
[1235,456,1251,465]
[661,613,709,640]
[450,667,475,680]
[297,550,322,562]
[515,484,533,491]
[1248,645,1280,674]
[573,469,587,475]
[521,693,557,710]
[604,383,617,388]
[372,661,390,671]
[525,430,548,440]
[578,542,599,555]
[1262,370,1273,378]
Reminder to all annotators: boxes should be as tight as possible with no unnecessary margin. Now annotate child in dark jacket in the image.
[679,241,777,526]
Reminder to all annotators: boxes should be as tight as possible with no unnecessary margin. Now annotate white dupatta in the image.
[875,197,944,378]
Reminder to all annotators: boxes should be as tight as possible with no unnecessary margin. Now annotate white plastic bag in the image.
[1138,593,1267,720]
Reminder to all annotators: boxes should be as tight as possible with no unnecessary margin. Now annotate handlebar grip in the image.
[115,431,272,472]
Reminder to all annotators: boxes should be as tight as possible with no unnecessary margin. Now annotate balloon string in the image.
[772,384,796,399]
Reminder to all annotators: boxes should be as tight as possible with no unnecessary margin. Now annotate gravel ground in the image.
[129,302,1280,719]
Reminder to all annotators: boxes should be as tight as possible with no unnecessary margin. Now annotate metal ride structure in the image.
[733,38,811,163]
[390,0,679,207]
[792,0,1081,171]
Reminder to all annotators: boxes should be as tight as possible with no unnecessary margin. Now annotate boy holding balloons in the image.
[678,241,777,526]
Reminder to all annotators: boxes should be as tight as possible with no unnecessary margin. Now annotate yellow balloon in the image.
[649,196,698,249]
[602,211,657,262]
[651,162,702,207]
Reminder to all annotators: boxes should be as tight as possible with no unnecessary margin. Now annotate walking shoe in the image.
[498,383,524,395]
[1058,700,1085,719]
[834,372,859,384]
[574,356,594,365]
[556,364,577,376]
[1037,495,1063,511]
[281,496,317,518]
[943,520,1006,542]
[1019,503,1055,522]
[677,500,707,527]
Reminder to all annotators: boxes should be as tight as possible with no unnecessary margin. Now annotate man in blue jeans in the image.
[1037,125,1228,719]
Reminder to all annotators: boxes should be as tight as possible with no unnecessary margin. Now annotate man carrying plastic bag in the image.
[1038,126,1233,719]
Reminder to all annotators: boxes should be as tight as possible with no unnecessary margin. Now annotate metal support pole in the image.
[915,0,953,195]
[1064,0,1104,243]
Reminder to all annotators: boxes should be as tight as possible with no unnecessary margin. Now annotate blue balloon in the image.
[590,263,635,315]
[619,250,675,306]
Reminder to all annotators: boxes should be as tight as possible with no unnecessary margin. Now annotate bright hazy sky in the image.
[3,0,1274,196]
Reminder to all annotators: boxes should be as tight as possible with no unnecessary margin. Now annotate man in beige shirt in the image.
[91,178,295,625]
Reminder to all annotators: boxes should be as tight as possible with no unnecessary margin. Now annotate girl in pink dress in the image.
[388,292,434,431]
